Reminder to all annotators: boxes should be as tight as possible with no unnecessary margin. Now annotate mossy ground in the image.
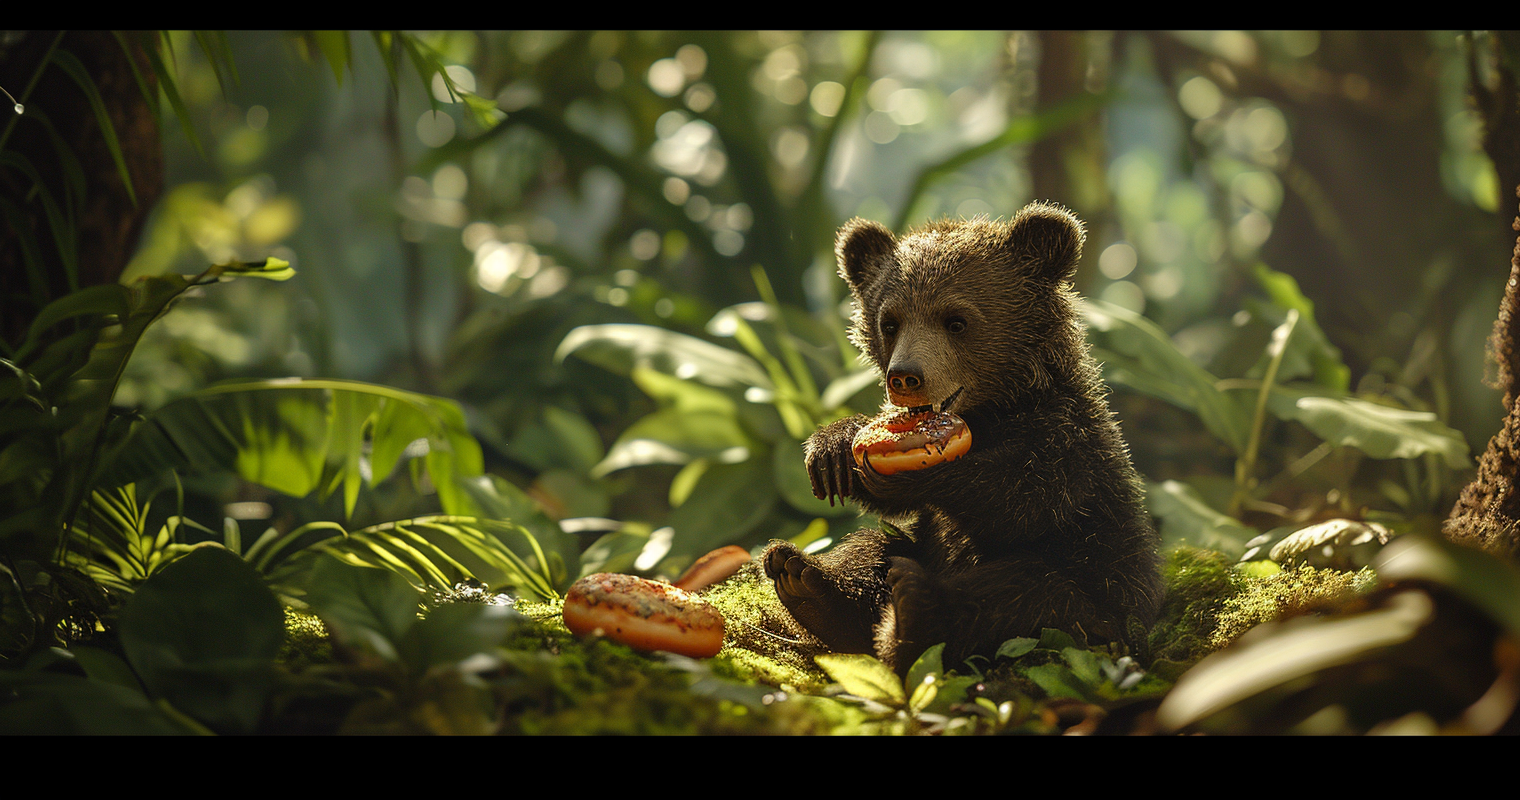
[278,546,1380,734]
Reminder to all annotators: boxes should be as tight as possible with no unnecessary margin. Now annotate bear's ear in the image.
[1006,202,1085,282]
[836,218,897,291]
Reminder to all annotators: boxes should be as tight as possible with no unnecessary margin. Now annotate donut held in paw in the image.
[563,573,726,658]
[852,410,971,475]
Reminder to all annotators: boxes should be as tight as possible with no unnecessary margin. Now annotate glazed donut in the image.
[673,545,751,591]
[563,572,725,658]
[852,410,971,476]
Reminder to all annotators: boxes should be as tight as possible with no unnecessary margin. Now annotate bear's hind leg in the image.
[763,533,895,655]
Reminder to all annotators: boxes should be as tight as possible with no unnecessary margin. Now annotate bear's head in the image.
[835,202,1088,412]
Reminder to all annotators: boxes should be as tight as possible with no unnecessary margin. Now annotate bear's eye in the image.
[946,317,967,335]
[881,320,899,337]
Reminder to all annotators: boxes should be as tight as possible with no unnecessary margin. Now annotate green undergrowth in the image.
[275,545,1380,734]
[1146,546,1378,678]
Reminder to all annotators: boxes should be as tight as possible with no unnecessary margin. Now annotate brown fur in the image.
[764,203,1163,673]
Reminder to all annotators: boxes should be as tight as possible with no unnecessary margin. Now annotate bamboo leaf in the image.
[309,31,351,85]
[138,32,203,158]
[48,49,136,207]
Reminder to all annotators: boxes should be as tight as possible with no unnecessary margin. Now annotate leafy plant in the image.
[557,268,883,569]
[1082,262,1471,557]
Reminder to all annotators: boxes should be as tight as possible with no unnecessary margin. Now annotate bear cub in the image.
[763,203,1162,673]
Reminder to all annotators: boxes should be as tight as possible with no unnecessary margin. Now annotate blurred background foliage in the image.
[7,29,1520,735]
[3,29,1513,596]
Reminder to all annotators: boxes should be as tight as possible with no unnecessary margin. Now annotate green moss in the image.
[279,607,332,667]
[1147,546,1245,669]
[701,561,830,691]
[1210,565,1377,650]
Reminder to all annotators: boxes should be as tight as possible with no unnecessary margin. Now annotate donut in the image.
[673,545,751,591]
[563,572,725,658]
[852,409,971,476]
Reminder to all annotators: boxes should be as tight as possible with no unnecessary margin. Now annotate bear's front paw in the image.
[805,440,858,505]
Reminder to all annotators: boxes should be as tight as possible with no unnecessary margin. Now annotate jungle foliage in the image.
[3,30,1520,734]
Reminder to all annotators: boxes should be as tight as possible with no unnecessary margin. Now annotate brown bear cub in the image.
[763,203,1162,674]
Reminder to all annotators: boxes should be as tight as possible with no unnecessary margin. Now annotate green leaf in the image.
[1035,628,1081,652]
[117,546,283,733]
[558,324,773,391]
[310,31,351,84]
[594,409,751,476]
[104,379,483,511]
[815,652,906,707]
[1248,263,1350,391]
[906,642,945,693]
[303,555,423,662]
[507,405,605,475]
[49,49,136,206]
[995,637,1039,660]
[1156,588,1434,731]
[819,367,882,412]
[68,645,143,692]
[1060,647,1103,686]
[0,673,190,734]
[397,603,519,674]
[1019,663,1093,701]
[1375,535,1520,639]
[139,32,203,158]
[1082,299,1251,452]
[1266,387,1471,468]
[457,475,578,592]
[1147,480,1258,557]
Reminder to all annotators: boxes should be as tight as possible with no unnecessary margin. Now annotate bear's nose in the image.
[888,371,922,393]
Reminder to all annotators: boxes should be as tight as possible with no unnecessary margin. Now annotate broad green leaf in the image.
[1035,628,1082,651]
[906,642,945,693]
[1156,589,1433,731]
[1081,299,1251,452]
[1020,663,1093,701]
[815,653,906,707]
[1061,647,1103,686]
[68,645,143,692]
[14,284,129,362]
[632,367,739,415]
[397,603,519,674]
[1266,386,1470,468]
[0,674,189,734]
[558,324,773,391]
[1248,263,1350,391]
[593,408,751,476]
[1146,480,1257,557]
[303,555,423,662]
[907,674,938,714]
[1375,535,1520,639]
[506,405,605,475]
[104,379,483,511]
[117,546,283,733]
[995,637,1039,660]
